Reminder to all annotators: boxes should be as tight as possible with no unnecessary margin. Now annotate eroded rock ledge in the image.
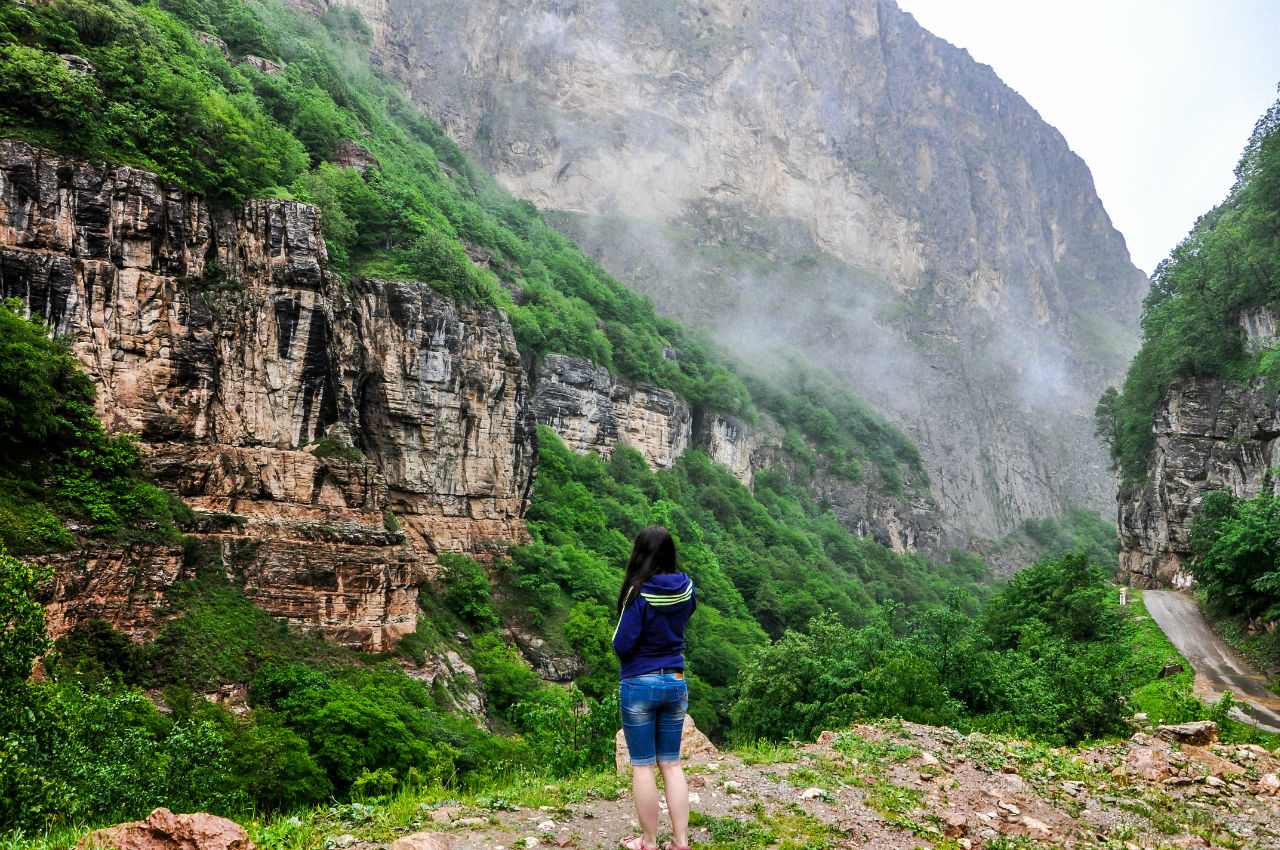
[0,139,535,650]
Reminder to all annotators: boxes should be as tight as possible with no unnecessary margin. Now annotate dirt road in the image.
[1143,589,1280,733]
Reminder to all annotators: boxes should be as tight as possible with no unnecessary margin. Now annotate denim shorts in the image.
[619,672,688,766]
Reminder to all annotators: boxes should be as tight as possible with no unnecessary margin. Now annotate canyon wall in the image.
[1117,377,1280,588]
[1117,314,1280,587]
[0,139,535,650]
[328,0,1149,542]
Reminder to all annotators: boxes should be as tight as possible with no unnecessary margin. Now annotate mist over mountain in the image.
[333,0,1149,541]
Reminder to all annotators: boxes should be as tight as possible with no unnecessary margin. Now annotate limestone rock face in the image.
[506,627,587,682]
[530,353,690,469]
[0,140,535,649]
[1117,377,1280,588]
[39,543,189,641]
[332,139,380,174]
[326,0,1149,542]
[692,411,777,490]
[814,471,942,554]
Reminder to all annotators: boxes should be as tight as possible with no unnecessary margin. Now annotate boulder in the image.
[615,714,718,772]
[239,55,284,75]
[388,834,453,850]
[77,808,252,850]
[1154,721,1218,746]
[1124,745,1174,781]
[60,54,97,75]
[1181,745,1246,777]
[1157,663,1186,679]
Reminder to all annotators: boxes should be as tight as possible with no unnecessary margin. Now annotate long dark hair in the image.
[617,526,678,613]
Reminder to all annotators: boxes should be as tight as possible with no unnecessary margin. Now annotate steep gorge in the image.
[0,138,934,651]
[329,0,1150,541]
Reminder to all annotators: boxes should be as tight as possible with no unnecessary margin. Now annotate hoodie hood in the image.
[639,572,695,616]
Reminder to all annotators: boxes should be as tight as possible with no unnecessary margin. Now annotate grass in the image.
[735,738,800,766]
[1123,590,1203,724]
[4,767,630,850]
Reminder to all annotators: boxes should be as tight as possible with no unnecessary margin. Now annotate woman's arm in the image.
[612,600,646,659]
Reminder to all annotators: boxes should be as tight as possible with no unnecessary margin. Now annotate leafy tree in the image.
[980,553,1115,649]
[0,300,96,471]
[1190,489,1280,619]
[0,552,51,693]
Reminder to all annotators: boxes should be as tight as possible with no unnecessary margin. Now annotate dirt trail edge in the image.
[379,720,1280,849]
[1144,589,1280,733]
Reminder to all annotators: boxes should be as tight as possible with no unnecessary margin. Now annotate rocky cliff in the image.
[0,139,536,650]
[528,352,941,552]
[326,0,1149,542]
[1118,377,1280,588]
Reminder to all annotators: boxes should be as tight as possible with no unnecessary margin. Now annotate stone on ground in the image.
[77,809,253,850]
[1155,720,1218,746]
[388,833,453,850]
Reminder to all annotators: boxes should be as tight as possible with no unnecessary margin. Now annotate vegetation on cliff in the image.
[0,537,623,832]
[0,0,926,492]
[507,427,981,736]
[1190,489,1280,622]
[1099,92,1280,482]
[0,301,191,553]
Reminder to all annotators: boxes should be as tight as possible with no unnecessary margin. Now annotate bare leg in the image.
[657,761,689,848]
[631,764,660,849]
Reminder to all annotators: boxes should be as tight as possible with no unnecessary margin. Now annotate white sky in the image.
[897,0,1280,277]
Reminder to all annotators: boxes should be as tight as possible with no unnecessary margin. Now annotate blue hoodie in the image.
[612,572,696,679]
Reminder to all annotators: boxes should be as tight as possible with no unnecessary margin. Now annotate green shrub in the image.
[0,552,52,693]
[1189,489,1280,619]
[730,554,1133,746]
[438,553,498,628]
[0,302,191,550]
[50,619,150,686]
[467,633,540,714]
[312,437,364,462]
[508,686,618,775]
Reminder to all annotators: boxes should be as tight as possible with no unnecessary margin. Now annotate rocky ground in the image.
[85,719,1280,850]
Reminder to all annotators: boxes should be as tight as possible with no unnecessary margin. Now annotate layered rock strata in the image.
[0,139,535,649]
[1118,378,1280,588]
[530,353,691,469]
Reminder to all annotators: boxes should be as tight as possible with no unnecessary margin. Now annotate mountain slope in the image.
[337,0,1149,541]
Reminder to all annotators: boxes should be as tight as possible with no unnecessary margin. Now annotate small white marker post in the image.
[1119,587,1128,606]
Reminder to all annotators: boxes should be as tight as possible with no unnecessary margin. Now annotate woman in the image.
[613,526,696,850]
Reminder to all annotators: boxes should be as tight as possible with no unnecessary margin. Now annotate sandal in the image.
[619,838,658,850]
[661,843,691,850]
